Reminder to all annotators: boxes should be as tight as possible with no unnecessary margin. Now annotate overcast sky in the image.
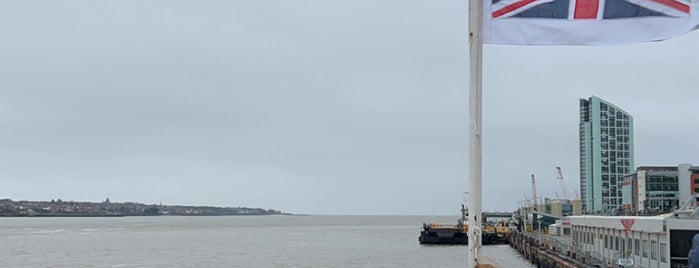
[1,1,698,215]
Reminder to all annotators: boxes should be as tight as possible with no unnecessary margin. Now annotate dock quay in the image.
[509,193,699,268]
[510,230,600,268]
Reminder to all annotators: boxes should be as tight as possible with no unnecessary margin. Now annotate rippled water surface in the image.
[0,215,533,267]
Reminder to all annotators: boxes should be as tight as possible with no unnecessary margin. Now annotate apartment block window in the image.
[634,239,639,255]
[651,240,658,260]
[577,231,581,243]
[660,243,667,262]
[627,238,632,253]
[643,239,648,257]
[592,234,595,245]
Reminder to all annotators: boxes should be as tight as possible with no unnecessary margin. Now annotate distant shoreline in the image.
[0,198,287,217]
[0,214,294,217]
[0,214,125,217]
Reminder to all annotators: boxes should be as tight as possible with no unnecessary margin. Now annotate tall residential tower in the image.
[579,96,634,214]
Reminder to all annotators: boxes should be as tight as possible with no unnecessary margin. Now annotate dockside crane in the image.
[531,174,538,211]
[522,193,531,211]
[556,166,570,200]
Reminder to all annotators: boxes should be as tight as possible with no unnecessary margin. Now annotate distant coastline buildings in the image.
[579,96,634,214]
[0,199,286,217]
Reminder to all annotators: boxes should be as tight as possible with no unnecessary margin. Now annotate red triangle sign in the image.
[620,219,636,233]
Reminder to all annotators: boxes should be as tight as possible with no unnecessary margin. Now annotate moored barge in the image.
[418,205,512,245]
[419,204,469,244]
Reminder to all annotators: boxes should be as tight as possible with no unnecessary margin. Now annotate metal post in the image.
[467,0,483,264]
[538,220,542,245]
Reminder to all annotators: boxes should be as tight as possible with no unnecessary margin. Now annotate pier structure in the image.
[510,193,699,268]
[510,228,601,268]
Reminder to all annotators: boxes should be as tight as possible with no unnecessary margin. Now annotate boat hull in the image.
[418,227,468,245]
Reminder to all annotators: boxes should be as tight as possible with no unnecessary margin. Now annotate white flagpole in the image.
[467,0,483,265]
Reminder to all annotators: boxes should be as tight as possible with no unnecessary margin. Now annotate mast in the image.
[532,174,538,210]
[467,0,483,265]
[556,166,569,200]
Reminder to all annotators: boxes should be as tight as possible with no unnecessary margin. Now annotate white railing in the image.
[673,193,699,218]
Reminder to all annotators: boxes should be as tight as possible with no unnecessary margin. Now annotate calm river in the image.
[0,215,533,267]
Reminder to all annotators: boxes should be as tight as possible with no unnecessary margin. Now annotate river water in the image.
[0,215,533,267]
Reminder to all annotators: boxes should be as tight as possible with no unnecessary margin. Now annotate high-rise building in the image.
[579,96,634,214]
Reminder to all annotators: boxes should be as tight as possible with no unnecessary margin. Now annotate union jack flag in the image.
[484,0,699,44]
[491,0,690,19]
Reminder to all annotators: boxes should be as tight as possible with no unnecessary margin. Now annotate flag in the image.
[483,0,699,44]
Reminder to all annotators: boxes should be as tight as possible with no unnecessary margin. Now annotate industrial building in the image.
[517,197,582,233]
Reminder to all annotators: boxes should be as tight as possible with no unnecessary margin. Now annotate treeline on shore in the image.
[0,198,286,217]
